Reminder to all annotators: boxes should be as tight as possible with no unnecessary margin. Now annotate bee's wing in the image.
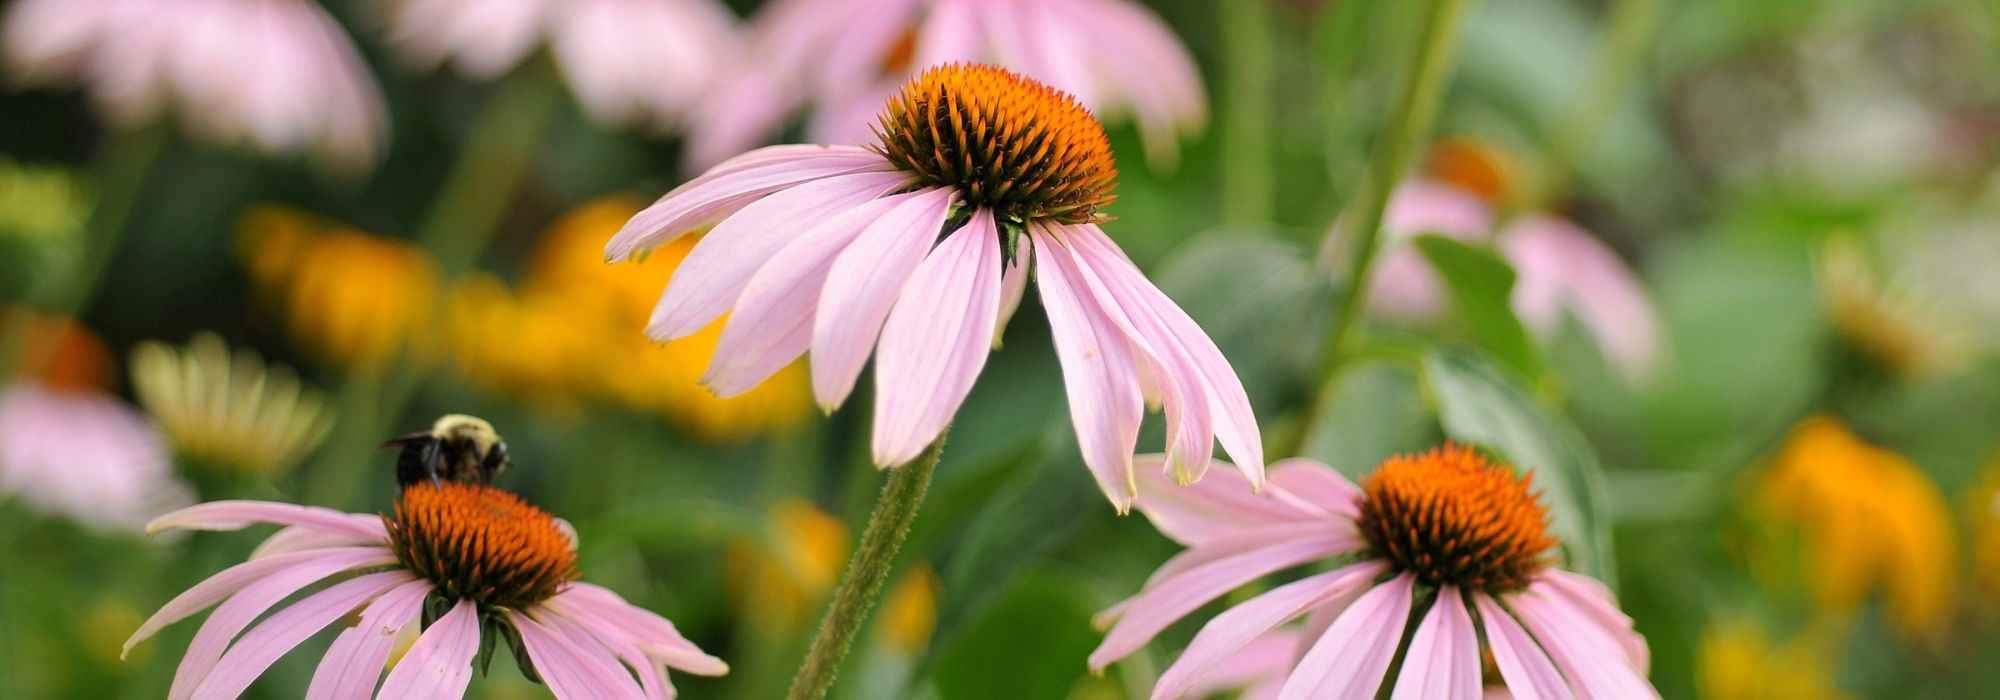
[381,432,431,449]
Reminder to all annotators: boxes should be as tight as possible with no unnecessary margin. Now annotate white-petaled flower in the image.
[129,333,335,477]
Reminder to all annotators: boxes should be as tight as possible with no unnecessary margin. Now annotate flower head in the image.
[126,484,727,698]
[1817,236,1970,380]
[607,64,1261,510]
[684,0,1205,170]
[1091,447,1656,699]
[3,0,387,170]
[129,333,334,477]
[238,207,441,372]
[1697,618,1854,700]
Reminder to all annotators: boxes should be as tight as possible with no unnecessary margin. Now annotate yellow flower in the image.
[1697,618,1854,700]
[726,499,850,631]
[128,333,334,477]
[1742,416,1958,640]
[1818,237,1966,380]
[878,564,940,655]
[1963,454,2000,600]
[0,159,91,241]
[237,206,439,372]
[444,196,814,441]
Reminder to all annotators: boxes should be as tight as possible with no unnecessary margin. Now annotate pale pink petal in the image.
[1053,0,1207,165]
[993,240,1032,343]
[191,571,416,700]
[306,579,431,700]
[1501,216,1662,383]
[552,584,727,676]
[605,147,894,262]
[1536,571,1649,672]
[507,609,647,699]
[703,193,909,396]
[680,68,805,171]
[146,500,388,541]
[910,0,984,72]
[808,0,920,103]
[1344,180,1494,323]
[1266,459,1363,520]
[125,547,394,660]
[1389,587,1480,700]
[1475,594,1573,700]
[1130,455,1331,545]
[1091,532,1358,670]
[535,603,670,700]
[1179,629,1302,700]
[376,598,482,699]
[166,548,398,700]
[1278,573,1417,700]
[870,211,1005,466]
[1029,226,1145,509]
[251,520,391,559]
[1100,523,1352,623]
[809,187,960,410]
[646,170,909,339]
[1509,589,1659,698]
[1148,561,1386,699]
[804,79,898,146]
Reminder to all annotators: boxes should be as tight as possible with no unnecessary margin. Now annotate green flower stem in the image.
[304,65,560,507]
[1290,0,1474,456]
[1220,0,1276,226]
[787,431,948,700]
[1517,0,1659,215]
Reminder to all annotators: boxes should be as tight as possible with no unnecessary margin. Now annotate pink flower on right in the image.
[1092,445,1656,699]
[1341,179,1664,384]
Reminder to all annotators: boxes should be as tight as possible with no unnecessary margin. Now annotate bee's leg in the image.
[421,441,444,489]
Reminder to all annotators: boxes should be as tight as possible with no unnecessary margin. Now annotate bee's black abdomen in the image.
[395,438,442,488]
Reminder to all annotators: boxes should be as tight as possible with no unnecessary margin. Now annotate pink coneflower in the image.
[682,0,1205,170]
[124,482,727,698]
[1334,178,1664,383]
[1092,445,1656,699]
[2,0,387,171]
[381,0,739,132]
[607,64,1259,511]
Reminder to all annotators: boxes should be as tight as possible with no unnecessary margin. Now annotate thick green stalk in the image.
[1220,0,1275,226]
[786,432,947,700]
[1290,0,1474,455]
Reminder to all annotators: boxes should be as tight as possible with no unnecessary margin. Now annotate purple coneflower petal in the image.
[1094,522,1351,633]
[306,578,431,700]
[192,571,415,700]
[1475,594,1573,700]
[647,169,908,340]
[1130,455,1330,545]
[377,599,482,698]
[606,146,894,263]
[911,0,982,72]
[1501,216,1661,383]
[509,609,648,699]
[810,0,919,103]
[1147,561,1385,699]
[1279,573,1417,700]
[870,210,1006,466]
[1178,629,1301,700]
[553,583,728,676]
[704,193,911,396]
[1091,531,1359,670]
[251,519,392,559]
[809,186,959,409]
[1508,588,1659,699]
[1388,586,1480,700]
[124,546,393,660]
[1030,226,1144,509]
[1535,571,1649,672]
[168,548,398,700]
[147,500,388,541]
[1266,458,1362,520]
[537,604,672,700]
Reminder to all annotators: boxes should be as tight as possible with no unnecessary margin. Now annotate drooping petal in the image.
[146,500,387,541]
[703,193,910,396]
[606,147,896,263]
[536,603,670,700]
[125,547,394,659]
[1509,588,1659,699]
[376,598,482,699]
[1031,226,1145,509]
[1501,215,1662,383]
[508,609,648,699]
[191,571,415,700]
[1388,586,1480,700]
[1278,573,1417,700]
[645,170,908,340]
[1147,561,1386,699]
[1475,594,1573,700]
[306,579,431,700]
[1130,454,1333,545]
[808,186,959,409]
[250,522,385,559]
[166,548,398,700]
[1177,629,1302,700]
[870,210,1005,466]
[1091,532,1359,670]
[552,584,727,676]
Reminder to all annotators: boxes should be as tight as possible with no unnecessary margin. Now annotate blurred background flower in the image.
[237,206,441,374]
[128,332,334,479]
[1697,617,1854,700]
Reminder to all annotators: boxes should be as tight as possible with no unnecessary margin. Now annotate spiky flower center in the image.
[872,64,1117,224]
[1357,444,1555,592]
[385,483,578,609]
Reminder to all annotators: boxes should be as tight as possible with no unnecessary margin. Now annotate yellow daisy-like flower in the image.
[1741,416,1958,640]
[128,333,334,478]
[445,197,813,441]
[877,564,940,656]
[237,206,440,372]
[1697,618,1854,700]
[725,499,851,631]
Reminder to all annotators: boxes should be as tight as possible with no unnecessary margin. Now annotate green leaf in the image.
[1420,347,1615,581]
[933,572,1100,700]
[1412,234,1547,382]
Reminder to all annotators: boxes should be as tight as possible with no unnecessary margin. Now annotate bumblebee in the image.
[385,414,510,488]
